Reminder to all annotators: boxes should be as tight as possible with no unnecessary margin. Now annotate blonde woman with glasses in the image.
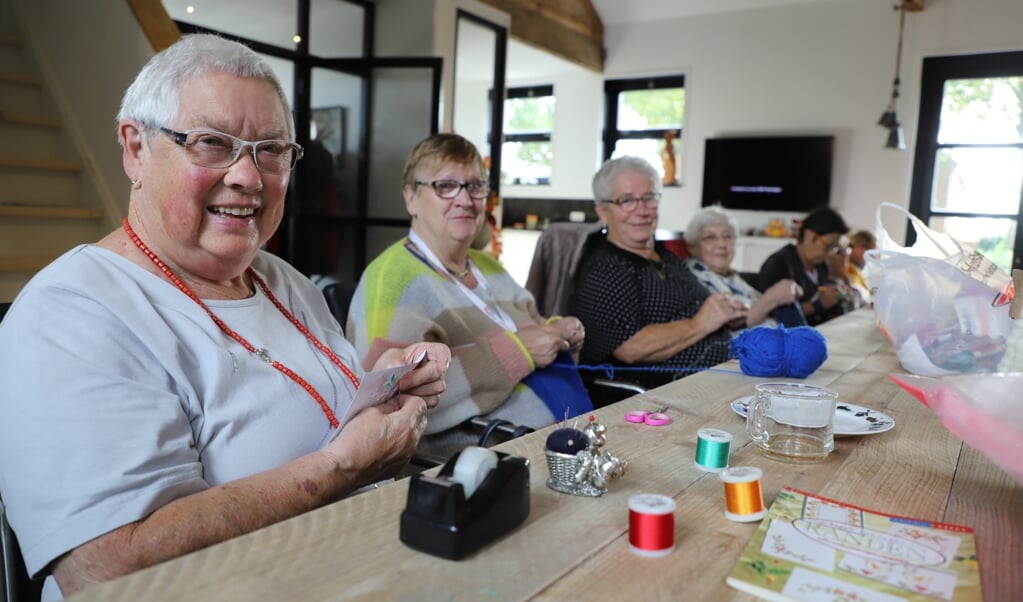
[347,133,592,457]
[684,206,802,333]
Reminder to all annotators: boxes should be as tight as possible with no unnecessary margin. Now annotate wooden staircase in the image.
[0,28,105,302]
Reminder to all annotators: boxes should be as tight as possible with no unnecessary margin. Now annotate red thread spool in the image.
[628,494,676,557]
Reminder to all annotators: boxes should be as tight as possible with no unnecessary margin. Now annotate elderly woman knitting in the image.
[347,133,591,457]
[570,157,743,393]
[684,206,803,332]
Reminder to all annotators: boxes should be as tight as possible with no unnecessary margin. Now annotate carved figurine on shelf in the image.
[661,131,678,186]
[544,417,628,497]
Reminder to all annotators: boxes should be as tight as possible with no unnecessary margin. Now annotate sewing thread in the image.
[694,428,732,472]
[628,494,676,557]
[720,467,767,522]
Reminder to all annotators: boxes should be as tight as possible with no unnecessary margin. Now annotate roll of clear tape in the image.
[451,446,499,498]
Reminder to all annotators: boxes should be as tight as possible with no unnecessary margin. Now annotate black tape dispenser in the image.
[400,446,530,560]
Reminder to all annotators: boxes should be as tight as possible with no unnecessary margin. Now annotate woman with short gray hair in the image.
[684,206,802,332]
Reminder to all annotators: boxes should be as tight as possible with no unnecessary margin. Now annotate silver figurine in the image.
[545,419,628,497]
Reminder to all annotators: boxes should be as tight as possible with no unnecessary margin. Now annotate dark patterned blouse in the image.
[569,233,732,389]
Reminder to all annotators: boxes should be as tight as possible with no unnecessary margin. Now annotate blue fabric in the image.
[729,325,828,378]
[523,350,594,420]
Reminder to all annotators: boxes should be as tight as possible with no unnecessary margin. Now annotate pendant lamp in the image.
[878,4,907,150]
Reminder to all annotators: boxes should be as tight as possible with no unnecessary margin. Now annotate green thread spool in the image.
[694,428,732,472]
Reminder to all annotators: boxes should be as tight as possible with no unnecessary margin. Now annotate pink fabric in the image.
[890,373,1023,484]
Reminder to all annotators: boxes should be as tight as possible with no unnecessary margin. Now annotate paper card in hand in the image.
[328,351,426,442]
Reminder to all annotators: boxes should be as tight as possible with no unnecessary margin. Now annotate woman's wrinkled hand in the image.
[764,278,802,309]
[323,393,429,486]
[517,323,565,368]
[697,292,748,333]
[373,342,450,409]
[550,316,585,353]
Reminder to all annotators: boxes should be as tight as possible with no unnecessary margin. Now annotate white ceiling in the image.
[589,0,835,25]
[508,0,837,80]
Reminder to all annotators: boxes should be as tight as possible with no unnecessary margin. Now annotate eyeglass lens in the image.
[421,180,489,200]
[700,233,736,244]
[174,129,301,174]
[610,193,660,210]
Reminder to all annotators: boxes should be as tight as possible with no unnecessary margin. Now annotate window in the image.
[910,51,1023,272]
[501,85,555,186]
[602,76,685,186]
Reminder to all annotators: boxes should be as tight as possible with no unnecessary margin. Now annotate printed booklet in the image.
[725,487,982,601]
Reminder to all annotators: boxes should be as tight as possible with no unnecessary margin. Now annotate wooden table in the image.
[72,310,1023,601]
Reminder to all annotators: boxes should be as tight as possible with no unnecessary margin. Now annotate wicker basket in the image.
[545,450,581,487]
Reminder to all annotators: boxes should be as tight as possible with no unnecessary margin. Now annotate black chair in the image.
[1,303,43,602]
[2,495,43,602]
[321,282,358,328]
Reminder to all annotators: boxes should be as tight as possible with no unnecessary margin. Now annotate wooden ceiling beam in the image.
[477,0,605,73]
[125,0,180,51]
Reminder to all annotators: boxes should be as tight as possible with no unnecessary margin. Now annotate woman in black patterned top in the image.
[570,157,745,391]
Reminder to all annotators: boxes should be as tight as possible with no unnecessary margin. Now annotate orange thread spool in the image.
[721,466,767,522]
[628,494,676,557]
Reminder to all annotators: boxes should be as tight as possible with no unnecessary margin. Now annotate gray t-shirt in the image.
[0,245,361,599]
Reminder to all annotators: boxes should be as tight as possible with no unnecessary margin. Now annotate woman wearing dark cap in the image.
[757,206,850,325]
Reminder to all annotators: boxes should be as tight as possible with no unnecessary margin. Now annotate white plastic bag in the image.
[867,203,1013,376]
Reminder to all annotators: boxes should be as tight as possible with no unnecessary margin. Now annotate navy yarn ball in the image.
[729,325,828,378]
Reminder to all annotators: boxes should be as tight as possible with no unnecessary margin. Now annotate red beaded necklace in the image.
[123,218,359,428]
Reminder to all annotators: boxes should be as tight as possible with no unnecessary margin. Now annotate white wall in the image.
[13,0,154,227]
[506,0,1023,241]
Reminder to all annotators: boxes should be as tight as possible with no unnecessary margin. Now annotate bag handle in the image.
[874,201,964,258]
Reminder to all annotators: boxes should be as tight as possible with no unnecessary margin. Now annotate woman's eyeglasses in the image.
[698,232,736,244]
[415,179,489,200]
[160,127,303,175]
[601,192,661,211]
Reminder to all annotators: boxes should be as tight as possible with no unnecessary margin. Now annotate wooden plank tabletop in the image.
[70,311,1023,601]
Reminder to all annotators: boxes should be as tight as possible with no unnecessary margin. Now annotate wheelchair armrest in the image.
[587,378,647,408]
[591,378,646,395]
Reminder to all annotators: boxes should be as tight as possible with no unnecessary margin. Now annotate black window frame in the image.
[909,50,1023,269]
[497,84,554,186]
[601,75,686,174]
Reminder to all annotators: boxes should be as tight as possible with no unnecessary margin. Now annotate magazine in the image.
[725,487,982,601]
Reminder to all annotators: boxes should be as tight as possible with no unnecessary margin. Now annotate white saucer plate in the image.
[730,396,895,436]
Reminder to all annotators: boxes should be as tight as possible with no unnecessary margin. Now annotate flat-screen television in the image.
[701,135,834,212]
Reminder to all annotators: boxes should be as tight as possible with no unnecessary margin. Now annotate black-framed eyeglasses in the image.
[159,127,303,175]
[415,179,489,200]
[601,192,661,211]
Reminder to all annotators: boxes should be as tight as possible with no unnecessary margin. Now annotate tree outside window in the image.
[603,76,685,186]
[501,85,555,186]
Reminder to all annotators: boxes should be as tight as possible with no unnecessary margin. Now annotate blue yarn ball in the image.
[729,325,828,378]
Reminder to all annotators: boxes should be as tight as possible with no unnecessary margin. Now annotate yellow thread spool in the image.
[720,466,767,522]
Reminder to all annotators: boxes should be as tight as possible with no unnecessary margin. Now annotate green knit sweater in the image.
[346,238,553,433]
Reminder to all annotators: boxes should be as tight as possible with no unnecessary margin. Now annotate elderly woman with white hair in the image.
[684,206,803,332]
[570,157,744,392]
